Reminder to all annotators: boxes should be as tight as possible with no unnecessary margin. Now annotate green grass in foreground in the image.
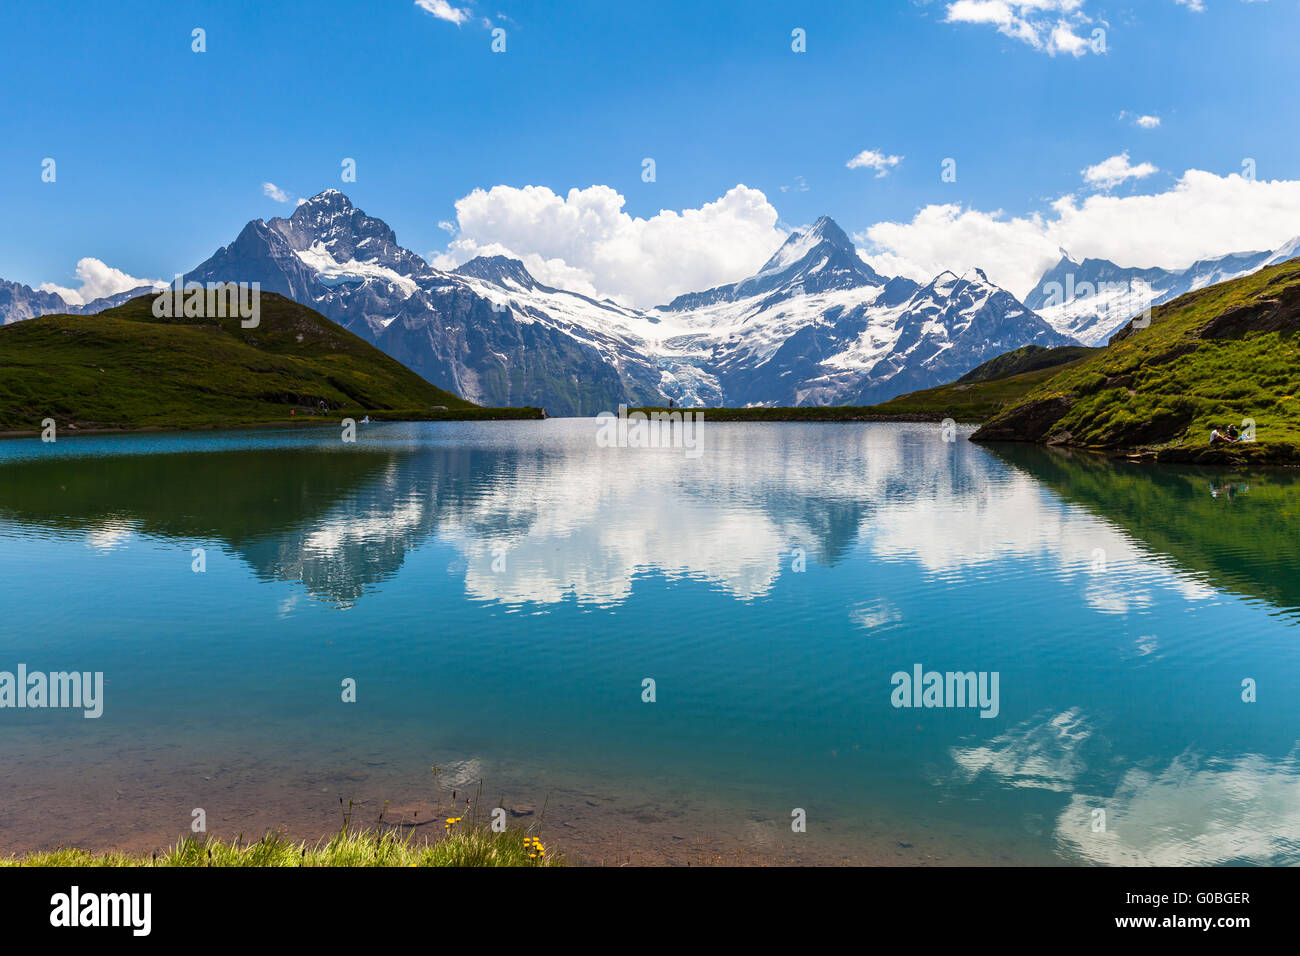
[3,825,559,868]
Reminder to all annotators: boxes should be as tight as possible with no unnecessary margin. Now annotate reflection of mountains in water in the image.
[0,447,430,606]
[0,425,902,606]
[2,424,1296,614]
[986,443,1300,618]
[0,433,881,606]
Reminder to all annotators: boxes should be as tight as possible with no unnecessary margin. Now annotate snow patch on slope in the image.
[294,242,419,298]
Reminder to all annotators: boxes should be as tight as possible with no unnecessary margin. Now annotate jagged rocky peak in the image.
[662,215,887,312]
[921,268,999,298]
[299,187,350,209]
[282,189,369,239]
[920,270,961,294]
[877,274,922,308]
[1,279,68,324]
[453,255,539,288]
[268,190,416,272]
[759,215,857,272]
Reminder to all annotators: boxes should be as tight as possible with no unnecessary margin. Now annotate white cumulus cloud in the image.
[846,149,904,178]
[1082,152,1159,189]
[38,258,166,307]
[944,0,1101,56]
[1123,112,1161,129]
[415,0,471,25]
[429,166,1300,311]
[941,0,1102,55]
[855,168,1300,298]
[431,183,786,307]
[262,182,292,203]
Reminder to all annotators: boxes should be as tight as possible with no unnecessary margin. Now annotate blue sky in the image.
[2,0,1298,305]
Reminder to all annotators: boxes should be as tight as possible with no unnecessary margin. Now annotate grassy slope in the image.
[954,344,1100,384]
[631,350,1092,423]
[864,357,1093,421]
[0,291,542,432]
[974,260,1300,463]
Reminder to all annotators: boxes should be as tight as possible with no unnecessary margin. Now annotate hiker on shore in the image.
[1210,424,1238,445]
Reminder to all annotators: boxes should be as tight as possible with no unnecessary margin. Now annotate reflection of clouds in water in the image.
[950,709,1094,793]
[870,481,1056,572]
[86,520,133,552]
[431,426,1225,609]
[868,469,1208,618]
[448,430,826,607]
[1055,750,1300,865]
[269,423,1234,610]
[1084,581,1153,615]
[461,503,788,605]
[850,600,902,630]
[952,711,1300,864]
[1133,634,1159,657]
[302,500,427,554]
[1172,578,1217,603]
[439,446,824,605]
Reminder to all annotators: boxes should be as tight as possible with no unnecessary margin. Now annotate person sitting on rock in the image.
[1210,425,1237,445]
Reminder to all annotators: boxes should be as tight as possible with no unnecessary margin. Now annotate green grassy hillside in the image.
[954,344,1100,384]
[0,291,542,433]
[973,259,1300,464]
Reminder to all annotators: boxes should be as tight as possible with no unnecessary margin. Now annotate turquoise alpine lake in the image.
[0,420,1297,865]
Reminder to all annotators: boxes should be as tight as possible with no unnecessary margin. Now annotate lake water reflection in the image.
[0,420,1297,864]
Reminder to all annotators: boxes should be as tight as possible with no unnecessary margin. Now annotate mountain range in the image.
[1026,237,1300,346]
[4,190,1297,415]
[0,290,515,433]
[1,279,156,324]
[976,255,1300,464]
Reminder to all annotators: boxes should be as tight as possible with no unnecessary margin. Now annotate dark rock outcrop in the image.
[971,396,1074,443]
[1198,282,1300,339]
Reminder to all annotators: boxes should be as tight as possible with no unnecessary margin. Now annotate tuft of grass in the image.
[5,779,560,868]
[2,825,560,868]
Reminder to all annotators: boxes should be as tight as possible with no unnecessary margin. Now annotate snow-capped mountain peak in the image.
[758,215,856,272]
[1263,235,1300,267]
[97,194,1081,412]
[259,190,432,284]
[1025,236,1300,345]
[2,191,1112,413]
[662,215,884,313]
[642,236,1067,408]
[922,270,962,295]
